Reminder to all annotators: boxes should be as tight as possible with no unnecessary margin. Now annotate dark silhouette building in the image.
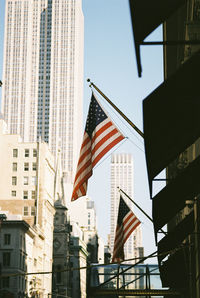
[129,0,200,297]
[52,199,71,297]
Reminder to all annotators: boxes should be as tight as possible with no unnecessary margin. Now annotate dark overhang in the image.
[153,156,200,234]
[129,0,187,76]
[159,248,189,288]
[157,210,194,264]
[143,49,200,193]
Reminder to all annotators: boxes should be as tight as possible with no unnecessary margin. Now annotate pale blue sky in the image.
[0,0,164,260]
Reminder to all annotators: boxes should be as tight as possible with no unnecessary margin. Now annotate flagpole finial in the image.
[87,78,93,88]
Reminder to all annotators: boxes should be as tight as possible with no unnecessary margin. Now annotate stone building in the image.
[69,235,88,298]
[52,199,72,297]
[0,117,55,296]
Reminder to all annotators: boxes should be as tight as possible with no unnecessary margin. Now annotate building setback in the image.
[1,0,84,178]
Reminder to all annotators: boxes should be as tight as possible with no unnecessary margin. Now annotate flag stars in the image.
[85,95,108,138]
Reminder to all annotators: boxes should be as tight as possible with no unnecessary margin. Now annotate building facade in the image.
[69,236,88,298]
[0,117,55,296]
[110,153,143,262]
[1,0,84,177]
[69,196,105,264]
[52,199,72,297]
[0,220,32,297]
[133,0,200,296]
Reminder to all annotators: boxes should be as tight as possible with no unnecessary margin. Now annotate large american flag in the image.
[71,93,125,201]
[112,196,141,263]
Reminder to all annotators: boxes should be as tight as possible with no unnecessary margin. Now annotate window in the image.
[12,190,16,197]
[32,176,37,186]
[23,177,28,185]
[31,191,36,200]
[24,149,29,157]
[23,191,28,200]
[4,234,11,245]
[12,176,17,185]
[13,148,18,157]
[56,265,62,283]
[23,206,28,216]
[32,162,37,171]
[3,252,11,266]
[2,277,9,288]
[33,149,37,157]
[31,206,35,216]
[12,162,17,171]
[19,253,22,269]
[24,162,29,171]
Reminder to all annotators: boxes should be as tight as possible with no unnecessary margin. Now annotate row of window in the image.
[24,206,35,216]
[12,176,37,186]
[12,162,37,171]
[0,276,9,288]
[11,190,36,200]
[13,148,37,158]
[4,234,11,245]
[2,250,26,269]
[2,233,26,247]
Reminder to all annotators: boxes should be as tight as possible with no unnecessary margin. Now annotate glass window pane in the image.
[23,207,28,216]
[24,163,29,171]
[23,191,28,200]
[33,149,37,157]
[11,190,16,197]
[25,149,29,157]
[12,163,17,171]
[13,149,18,157]
[23,177,28,185]
[12,176,17,185]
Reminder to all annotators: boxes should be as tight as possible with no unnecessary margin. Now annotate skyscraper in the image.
[1,0,84,177]
[110,153,143,262]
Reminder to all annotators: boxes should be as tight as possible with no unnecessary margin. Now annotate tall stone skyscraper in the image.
[110,153,143,262]
[1,0,84,178]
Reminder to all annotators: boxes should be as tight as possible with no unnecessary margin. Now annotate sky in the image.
[0,0,164,262]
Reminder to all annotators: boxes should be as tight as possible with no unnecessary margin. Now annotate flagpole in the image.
[87,79,144,138]
[119,188,167,235]
[119,188,152,223]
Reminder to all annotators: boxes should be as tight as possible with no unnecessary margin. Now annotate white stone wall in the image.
[0,119,56,295]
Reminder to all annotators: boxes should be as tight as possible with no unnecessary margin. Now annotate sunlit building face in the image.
[2,0,84,177]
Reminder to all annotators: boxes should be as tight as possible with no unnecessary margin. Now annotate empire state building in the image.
[1,0,84,177]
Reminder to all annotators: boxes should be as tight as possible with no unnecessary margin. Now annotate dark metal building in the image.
[129,0,200,297]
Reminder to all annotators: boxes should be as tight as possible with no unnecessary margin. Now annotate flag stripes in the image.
[112,196,141,263]
[71,94,125,201]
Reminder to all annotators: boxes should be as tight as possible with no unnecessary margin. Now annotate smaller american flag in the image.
[112,195,141,263]
[71,93,125,201]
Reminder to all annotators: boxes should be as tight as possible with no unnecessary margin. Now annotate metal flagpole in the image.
[119,188,167,236]
[87,79,144,138]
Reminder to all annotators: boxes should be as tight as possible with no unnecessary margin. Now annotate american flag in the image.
[71,93,125,201]
[112,196,141,263]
